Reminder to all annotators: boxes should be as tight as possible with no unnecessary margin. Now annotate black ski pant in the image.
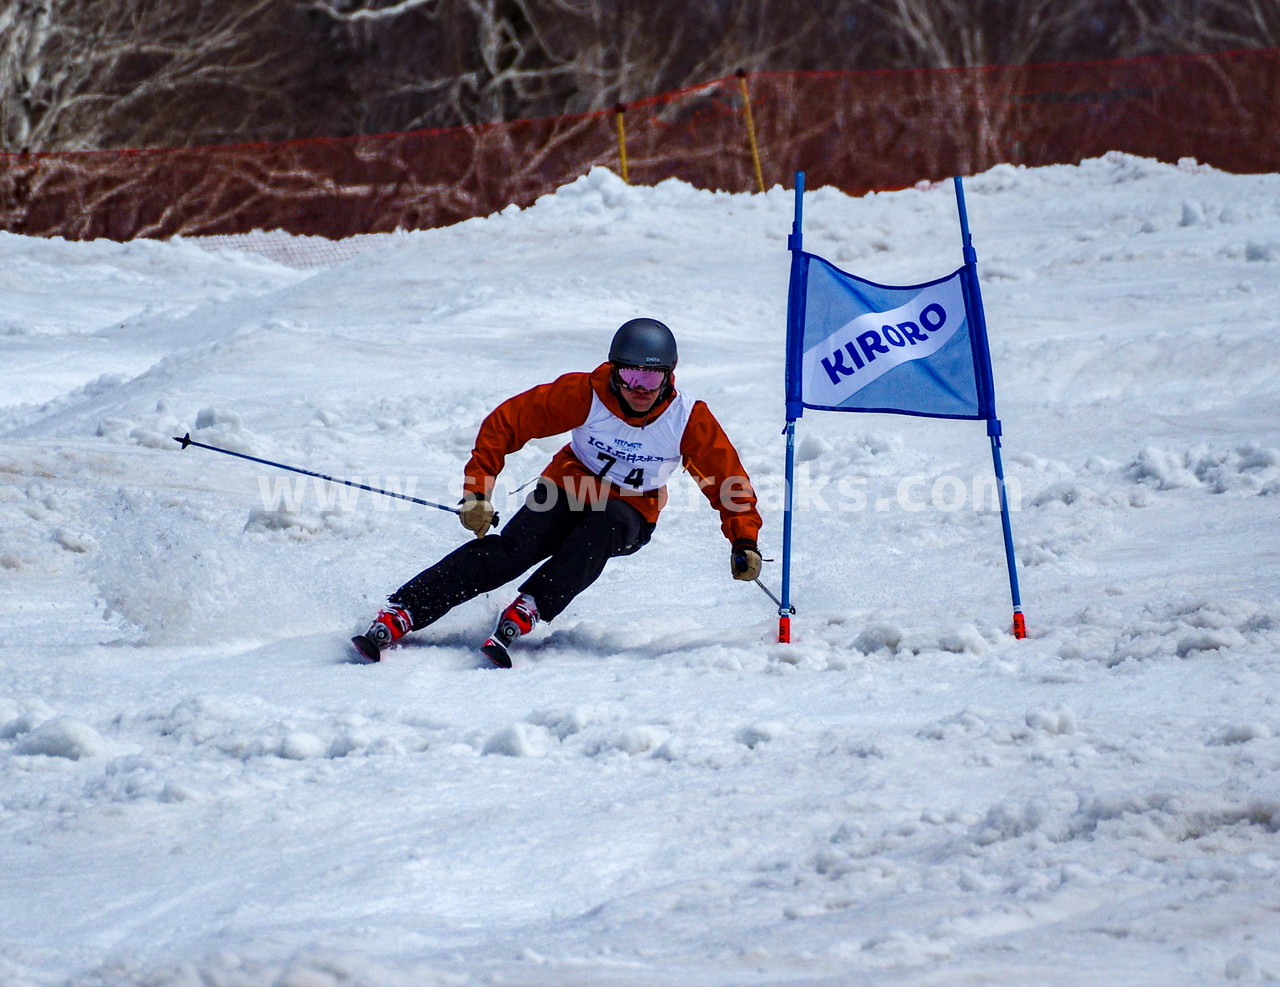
[389,479,652,628]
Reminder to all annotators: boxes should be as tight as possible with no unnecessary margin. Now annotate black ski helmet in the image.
[609,318,678,369]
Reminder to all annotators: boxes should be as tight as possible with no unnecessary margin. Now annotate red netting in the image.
[2,48,1277,241]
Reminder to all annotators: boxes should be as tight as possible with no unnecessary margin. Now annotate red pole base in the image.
[778,615,792,644]
[1012,610,1027,640]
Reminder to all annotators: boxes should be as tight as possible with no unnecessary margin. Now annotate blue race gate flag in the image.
[777,173,1024,645]
[793,258,995,420]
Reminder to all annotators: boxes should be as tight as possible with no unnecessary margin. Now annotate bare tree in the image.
[308,0,856,131]
[6,0,1272,153]
[308,0,586,130]
[587,0,844,107]
[0,0,322,152]
[867,0,1135,69]
[1118,0,1280,54]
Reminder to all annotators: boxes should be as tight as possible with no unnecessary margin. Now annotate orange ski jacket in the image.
[462,363,761,544]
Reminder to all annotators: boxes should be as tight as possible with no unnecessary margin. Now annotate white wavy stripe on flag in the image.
[801,276,967,406]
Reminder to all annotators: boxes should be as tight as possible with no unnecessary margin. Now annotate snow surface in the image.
[2,155,1279,986]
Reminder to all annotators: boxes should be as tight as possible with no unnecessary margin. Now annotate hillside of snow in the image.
[2,155,1279,986]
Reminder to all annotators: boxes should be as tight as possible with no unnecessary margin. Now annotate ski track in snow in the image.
[2,155,1279,985]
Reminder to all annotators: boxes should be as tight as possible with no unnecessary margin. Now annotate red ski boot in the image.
[480,593,539,668]
[351,606,412,662]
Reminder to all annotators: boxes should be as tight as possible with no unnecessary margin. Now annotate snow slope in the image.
[2,155,1279,986]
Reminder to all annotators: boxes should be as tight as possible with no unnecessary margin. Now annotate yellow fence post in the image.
[614,103,630,184]
[736,69,765,194]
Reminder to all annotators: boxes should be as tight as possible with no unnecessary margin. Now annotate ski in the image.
[350,634,382,662]
[479,639,513,669]
[350,632,513,668]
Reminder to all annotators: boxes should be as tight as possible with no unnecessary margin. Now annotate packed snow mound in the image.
[2,155,1280,987]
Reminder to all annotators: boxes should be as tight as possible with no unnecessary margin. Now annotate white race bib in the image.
[569,391,694,492]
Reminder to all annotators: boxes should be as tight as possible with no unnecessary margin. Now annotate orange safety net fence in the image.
[2,47,1277,242]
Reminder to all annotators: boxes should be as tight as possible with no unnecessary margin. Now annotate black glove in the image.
[730,538,762,581]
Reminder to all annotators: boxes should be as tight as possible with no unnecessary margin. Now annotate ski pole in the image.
[173,433,497,524]
[752,576,793,614]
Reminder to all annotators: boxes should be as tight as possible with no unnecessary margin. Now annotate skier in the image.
[352,318,763,666]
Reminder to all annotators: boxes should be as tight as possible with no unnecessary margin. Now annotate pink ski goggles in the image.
[615,366,668,392]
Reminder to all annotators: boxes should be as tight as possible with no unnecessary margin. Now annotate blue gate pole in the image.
[987,419,1025,638]
[953,177,1026,639]
[779,172,806,642]
[780,419,797,643]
